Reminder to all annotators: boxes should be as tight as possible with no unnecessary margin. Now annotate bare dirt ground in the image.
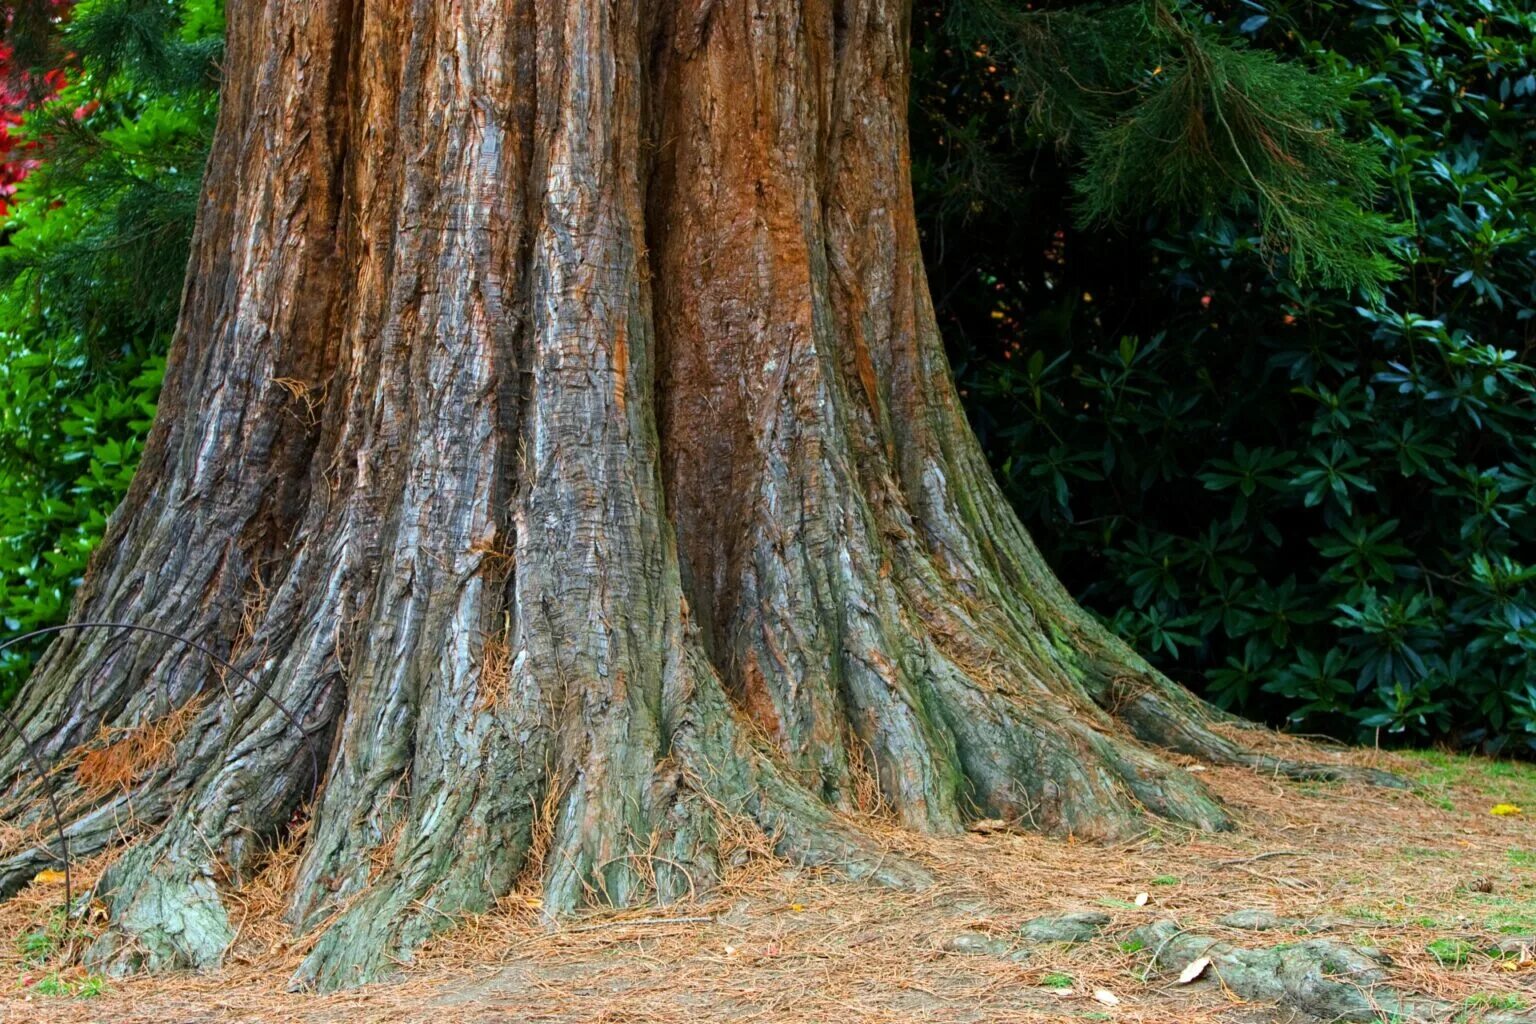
[3,729,1534,1023]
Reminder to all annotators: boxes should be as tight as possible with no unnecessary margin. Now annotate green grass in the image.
[1096,897,1142,910]
[1507,849,1536,869]
[17,927,55,963]
[1341,904,1390,923]
[1470,894,1536,935]
[1396,750,1536,810]
[11,913,105,999]
[1118,939,1146,953]
[1041,972,1075,989]
[1150,875,1180,885]
[1427,937,1476,967]
[29,973,105,998]
[1463,992,1528,1011]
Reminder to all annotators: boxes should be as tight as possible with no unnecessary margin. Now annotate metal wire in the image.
[0,621,321,924]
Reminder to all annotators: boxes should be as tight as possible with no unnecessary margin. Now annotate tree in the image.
[0,0,1393,991]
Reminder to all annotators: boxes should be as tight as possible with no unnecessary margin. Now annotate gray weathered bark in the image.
[0,0,1391,991]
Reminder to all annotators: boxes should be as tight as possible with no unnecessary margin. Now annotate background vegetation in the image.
[0,0,1530,756]
[0,0,219,702]
[918,0,1536,753]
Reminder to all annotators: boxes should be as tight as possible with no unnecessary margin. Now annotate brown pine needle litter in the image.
[3,738,1535,1023]
[72,698,207,797]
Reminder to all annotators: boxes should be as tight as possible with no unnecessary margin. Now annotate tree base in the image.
[0,0,1407,994]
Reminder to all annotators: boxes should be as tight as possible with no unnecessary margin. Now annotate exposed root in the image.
[1103,676,1407,789]
[1130,918,1536,1024]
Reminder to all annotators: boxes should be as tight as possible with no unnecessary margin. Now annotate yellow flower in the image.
[1490,803,1523,817]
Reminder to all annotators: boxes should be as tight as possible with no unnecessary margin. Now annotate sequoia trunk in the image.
[0,0,1390,991]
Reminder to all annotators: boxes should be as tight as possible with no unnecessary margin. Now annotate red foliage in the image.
[0,3,73,216]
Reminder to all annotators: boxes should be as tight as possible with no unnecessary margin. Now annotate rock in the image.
[1217,909,1361,934]
[1218,909,1288,931]
[940,931,1013,956]
[1017,911,1111,943]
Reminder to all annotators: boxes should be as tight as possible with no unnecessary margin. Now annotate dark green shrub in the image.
[0,0,221,702]
[921,0,1536,752]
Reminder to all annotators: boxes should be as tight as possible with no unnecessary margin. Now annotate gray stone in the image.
[1017,911,1112,943]
[940,931,1013,956]
[1218,909,1290,931]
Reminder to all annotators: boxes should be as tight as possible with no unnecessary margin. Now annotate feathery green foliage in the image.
[927,0,1536,754]
[924,0,1399,294]
[0,0,221,702]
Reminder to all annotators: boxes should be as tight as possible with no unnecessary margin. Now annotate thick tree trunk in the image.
[0,0,1391,991]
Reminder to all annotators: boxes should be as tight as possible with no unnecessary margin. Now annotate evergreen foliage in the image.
[922,0,1399,293]
[922,0,1536,753]
[0,0,220,702]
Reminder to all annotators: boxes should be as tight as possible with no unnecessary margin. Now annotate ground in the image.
[2,730,1533,1023]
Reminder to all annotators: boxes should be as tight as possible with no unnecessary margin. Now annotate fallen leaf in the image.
[1177,956,1212,984]
[32,869,65,885]
[1134,892,1149,907]
[1092,988,1120,1006]
[1491,803,1523,817]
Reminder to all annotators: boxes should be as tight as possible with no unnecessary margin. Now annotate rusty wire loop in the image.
[0,621,321,926]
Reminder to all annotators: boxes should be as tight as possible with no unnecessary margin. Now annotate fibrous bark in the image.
[0,0,1393,991]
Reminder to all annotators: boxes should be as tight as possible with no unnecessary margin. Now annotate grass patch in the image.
[1150,875,1180,885]
[1096,897,1142,911]
[1427,937,1476,967]
[14,910,74,967]
[1470,895,1536,935]
[30,972,106,998]
[1342,904,1390,923]
[1041,971,1075,989]
[10,911,106,1000]
[1397,750,1536,810]
[1463,992,1527,1011]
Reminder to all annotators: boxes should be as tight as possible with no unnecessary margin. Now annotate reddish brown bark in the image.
[0,0,1393,991]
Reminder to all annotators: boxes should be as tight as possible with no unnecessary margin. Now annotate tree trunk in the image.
[0,0,1391,991]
